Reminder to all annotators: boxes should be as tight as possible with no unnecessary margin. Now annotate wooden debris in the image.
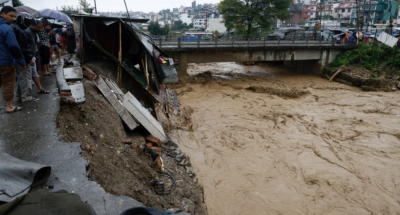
[329,66,345,82]
[94,76,139,130]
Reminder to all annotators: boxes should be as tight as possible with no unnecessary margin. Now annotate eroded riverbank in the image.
[166,63,400,215]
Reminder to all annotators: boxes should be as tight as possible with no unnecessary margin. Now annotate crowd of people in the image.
[0,6,70,113]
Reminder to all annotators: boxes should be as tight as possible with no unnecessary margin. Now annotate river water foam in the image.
[167,63,400,215]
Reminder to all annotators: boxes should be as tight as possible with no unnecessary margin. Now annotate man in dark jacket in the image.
[0,6,26,113]
[12,12,38,103]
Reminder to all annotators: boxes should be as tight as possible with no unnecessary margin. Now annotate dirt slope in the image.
[57,80,207,214]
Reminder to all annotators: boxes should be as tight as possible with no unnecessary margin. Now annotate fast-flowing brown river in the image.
[167,63,400,215]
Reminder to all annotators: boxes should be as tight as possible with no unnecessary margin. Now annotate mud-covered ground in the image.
[165,62,400,215]
[326,65,400,92]
[57,78,207,214]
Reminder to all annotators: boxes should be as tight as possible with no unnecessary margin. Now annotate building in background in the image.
[350,1,378,26]
[374,0,398,24]
[208,16,226,32]
[289,3,304,25]
[193,18,206,29]
[397,7,400,26]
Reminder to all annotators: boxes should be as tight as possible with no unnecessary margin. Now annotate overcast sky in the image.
[21,0,221,13]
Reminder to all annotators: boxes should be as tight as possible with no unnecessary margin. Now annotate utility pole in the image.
[319,0,322,24]
[355,0,360,31]
[94,0,97,14]
[360,0,367,31]
[366,0,372,31]
[389,0,393,35]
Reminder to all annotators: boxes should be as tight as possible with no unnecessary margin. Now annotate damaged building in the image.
[69,14,179,141]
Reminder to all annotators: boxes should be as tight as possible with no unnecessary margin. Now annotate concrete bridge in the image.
[158,39,356,76]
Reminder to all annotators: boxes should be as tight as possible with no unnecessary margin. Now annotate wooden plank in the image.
[64,67,83,81]
[56,64,71,92]
[123,92,168,143]
[94,76,139,130]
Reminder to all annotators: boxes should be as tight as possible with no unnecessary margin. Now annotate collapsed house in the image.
[70,14,179,142]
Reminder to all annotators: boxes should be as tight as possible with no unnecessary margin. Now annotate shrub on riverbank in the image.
[329,43,400,74]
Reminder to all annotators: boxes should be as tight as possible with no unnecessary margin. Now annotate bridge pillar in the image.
[177,52,188,77]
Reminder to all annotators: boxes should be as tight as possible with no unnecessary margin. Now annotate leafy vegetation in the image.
[12,0,23,7]
[170,20,192,31]
[329,43,399,73]
[219,0,291,37]
[148,22,169,35]
[57,0,94,17]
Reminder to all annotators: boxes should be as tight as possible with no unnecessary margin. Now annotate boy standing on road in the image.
[0,6,26,113]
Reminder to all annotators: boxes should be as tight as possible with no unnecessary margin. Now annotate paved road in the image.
[0,67,142,214]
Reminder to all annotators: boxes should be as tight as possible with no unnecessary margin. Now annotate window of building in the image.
[348,9,351,12]
[342,9,345,12]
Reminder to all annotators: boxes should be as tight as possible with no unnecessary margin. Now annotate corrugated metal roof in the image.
[72,14,149,23]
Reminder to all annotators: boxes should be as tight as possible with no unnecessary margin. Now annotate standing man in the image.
[12,12,38,103]
[26,20,49,94]
[38,18,51,76]
[67,23,75,54]
[0,6,26,113]
[49,29,61,64]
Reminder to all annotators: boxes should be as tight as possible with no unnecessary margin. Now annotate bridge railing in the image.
[154,36,357,49]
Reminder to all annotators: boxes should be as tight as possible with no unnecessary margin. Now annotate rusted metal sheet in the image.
[94,76,139,130]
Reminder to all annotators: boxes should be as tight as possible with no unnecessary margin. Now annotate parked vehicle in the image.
[266,27,300,40]
[284,30,322,41]
[181,32,215,41]
[321,30,334,41]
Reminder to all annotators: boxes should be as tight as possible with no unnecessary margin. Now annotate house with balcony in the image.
[302,3,318,21]
[374,0,398,24]
[333,1,356,22]
[349,1,378,26]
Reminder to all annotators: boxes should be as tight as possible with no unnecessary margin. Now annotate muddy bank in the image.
[326,65,400,92]
[166,63,400,215]
[57,64,207,214]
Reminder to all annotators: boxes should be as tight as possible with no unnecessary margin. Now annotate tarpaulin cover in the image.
[0,153,51,203]
[0,190,97,215]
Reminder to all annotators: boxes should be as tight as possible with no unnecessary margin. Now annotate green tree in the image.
[12,0,24,7]
[212,30,221,36]
[148,22,169,35]
[171,20,191,31]
[219,0,291,37]
[78,0,93,13]
[58,0,94,17]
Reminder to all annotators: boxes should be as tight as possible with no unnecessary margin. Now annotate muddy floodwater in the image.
[167,63,400,215]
